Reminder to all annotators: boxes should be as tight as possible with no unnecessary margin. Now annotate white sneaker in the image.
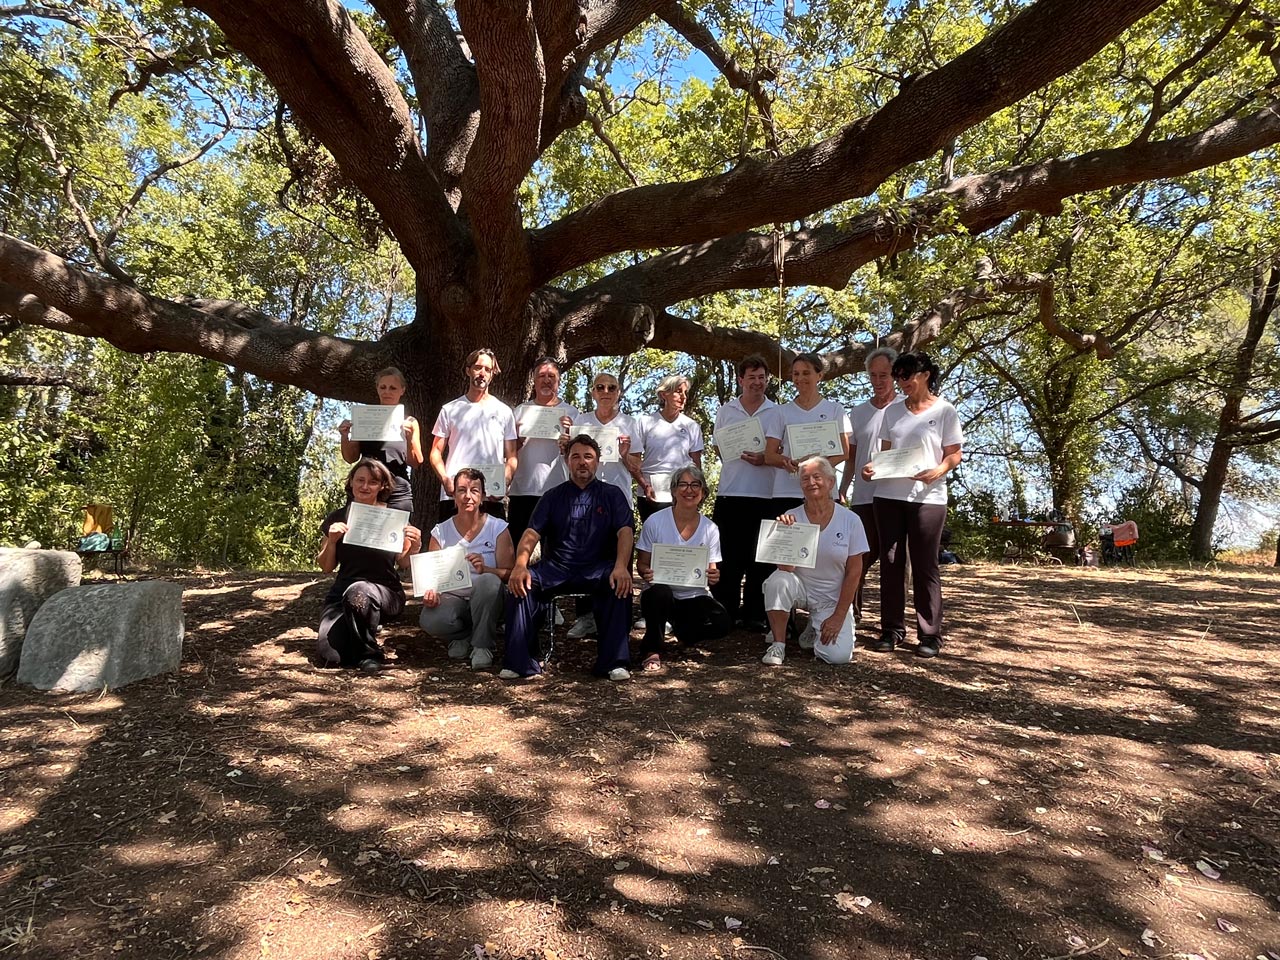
[470,648,493,670]
[567,613,596,638]
[664,621,674,636]
[498,668,522,679]
[553,607,564,625]
[797,623,816,650]
[608,667,631,681]
[761,642,786,666]
[634,616,647,630]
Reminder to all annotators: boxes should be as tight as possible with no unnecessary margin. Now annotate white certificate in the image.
[348,403,404,442]
[465,462,507,497]
[755,519,819,568]
[343,501,410,553]
[410,546,472,596]
[646,471,673,502]
[518,406,566,441]
[572,424,619,463]
[715,417,765,462]
[870,444,931,480]
[651,544,710,589]
[786,421,842,459]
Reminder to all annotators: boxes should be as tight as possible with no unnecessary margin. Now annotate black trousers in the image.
[710,495,775,623]
[850,502,880,625]
[316,581,404,666]
[873,497,947,641]
[506,495,540,547]
[637,497,665,522]
[638,586,731,655]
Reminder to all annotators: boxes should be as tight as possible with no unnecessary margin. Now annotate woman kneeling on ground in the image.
[419,468,514,671]
[761,456,868,666]
[317,458,422,673]
[634,464,731,672]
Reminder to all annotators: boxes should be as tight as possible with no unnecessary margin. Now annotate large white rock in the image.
[0,548,82,681]
[17,581,184,692]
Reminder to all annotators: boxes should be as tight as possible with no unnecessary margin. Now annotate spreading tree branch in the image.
[0,233,389,400]
[530,0,1168,282]
[187,0,462,285]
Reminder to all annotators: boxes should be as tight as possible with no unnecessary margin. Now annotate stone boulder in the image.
[0,548,82,681]
[17,581,184,692]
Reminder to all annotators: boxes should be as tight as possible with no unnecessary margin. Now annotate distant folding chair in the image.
[70,503,128,575]
[1100,520,1139,566]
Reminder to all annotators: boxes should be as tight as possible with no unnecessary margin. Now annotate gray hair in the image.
[796,455,837,484]
[864,346,898,371]
[656,374,689,401]
[669,463,706,494]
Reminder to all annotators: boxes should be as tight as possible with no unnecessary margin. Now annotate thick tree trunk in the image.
[1188,437,1232,560]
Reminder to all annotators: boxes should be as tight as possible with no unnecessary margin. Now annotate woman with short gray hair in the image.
[634,464,731,670]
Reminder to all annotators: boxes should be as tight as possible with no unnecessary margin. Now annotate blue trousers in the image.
[503,559,632,676]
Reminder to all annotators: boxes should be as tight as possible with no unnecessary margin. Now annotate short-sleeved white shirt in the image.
[428,514,509,598]
[767,398,852,500]
[849,396,902,506]
[714,397,778,499]
[637,507,723,600]
[509,401,578,496]
[572,410,642,503]
[640,412,704,502]
[432,394,518,500]
[874,397,964,505]
[783,503,868,612]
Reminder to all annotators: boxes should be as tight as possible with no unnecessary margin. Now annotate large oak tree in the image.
[2,0,1279,519]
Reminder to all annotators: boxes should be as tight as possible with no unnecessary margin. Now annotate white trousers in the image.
[763,569,856,664]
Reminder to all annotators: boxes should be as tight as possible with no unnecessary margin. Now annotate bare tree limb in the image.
[0,365,98,393]
[0,233,389,399]
[187,0,462,285]
[573,100,1280,314]
[529,0,1169,282]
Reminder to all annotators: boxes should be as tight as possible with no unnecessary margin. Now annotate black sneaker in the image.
[358,658,382,674]
[870,633,898,653]
[916,637,941,658]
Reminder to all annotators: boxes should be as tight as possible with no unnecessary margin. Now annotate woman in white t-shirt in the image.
[765,352,852,512]
[635,465,730,671]
[860,352,963,659]
[419,468,514,670]
[761,456,868,666]
[637,374,704,521]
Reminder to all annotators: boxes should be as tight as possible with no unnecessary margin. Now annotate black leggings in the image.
[873,497,946,641]
[316,581,404,666]
[638,586,732,655]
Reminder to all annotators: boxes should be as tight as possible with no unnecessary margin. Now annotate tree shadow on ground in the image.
[1,565,1278,960]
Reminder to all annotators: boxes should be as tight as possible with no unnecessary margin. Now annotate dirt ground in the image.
[1,563,1278,960]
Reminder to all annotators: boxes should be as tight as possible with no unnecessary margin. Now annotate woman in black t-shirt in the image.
[316,458,421,672]
[338,366,424,513]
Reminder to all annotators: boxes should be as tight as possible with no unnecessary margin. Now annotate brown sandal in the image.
[641,653,663,673]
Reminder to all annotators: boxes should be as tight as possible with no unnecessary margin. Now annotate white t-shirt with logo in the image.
[767,398,852,500]
[432,394,518,500]
[849,396,902,506]
[428,514,509,599]
[782,503,868,612]
[509,401,578,496]
[571,410,643,502]
[637,507,723,600]
[875,397,963,506]
[639,412,704,502]
[714,397,778,499]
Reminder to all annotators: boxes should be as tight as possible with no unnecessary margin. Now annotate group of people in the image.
[316,346,963,679]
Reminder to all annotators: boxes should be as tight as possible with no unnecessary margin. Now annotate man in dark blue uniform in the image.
[500,434,635,681]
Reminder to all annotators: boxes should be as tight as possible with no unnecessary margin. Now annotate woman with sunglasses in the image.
[634,464,730,671]
[860,352,963,659]
[564,372,646,639]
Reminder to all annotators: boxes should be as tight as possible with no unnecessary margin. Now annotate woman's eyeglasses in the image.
[675,480,703,490]
[894,371,918,381]
[593,383,619,392]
